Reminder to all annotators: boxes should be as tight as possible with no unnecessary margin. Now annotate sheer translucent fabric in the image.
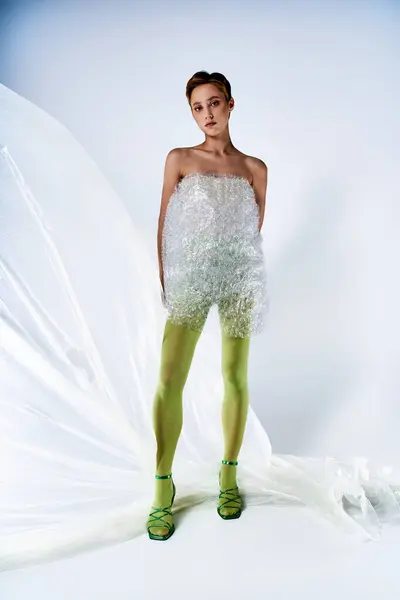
[1,83,400,570]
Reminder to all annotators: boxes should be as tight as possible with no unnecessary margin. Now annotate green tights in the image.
[147,318,250,537]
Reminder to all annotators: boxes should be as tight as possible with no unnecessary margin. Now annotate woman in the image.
[147,71,269,540]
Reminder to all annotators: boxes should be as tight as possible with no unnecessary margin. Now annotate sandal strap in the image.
[219,464,240,508]
[147,506,174,532]
[218,486,241,510]
[148,477,175,532]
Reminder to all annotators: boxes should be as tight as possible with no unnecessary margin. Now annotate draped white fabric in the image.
[1,83,400,571]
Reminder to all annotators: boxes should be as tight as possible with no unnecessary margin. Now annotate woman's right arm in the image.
[157,148,182,293]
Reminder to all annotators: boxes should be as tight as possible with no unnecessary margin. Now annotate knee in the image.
[158,367,186,395]
[221,364,247,390]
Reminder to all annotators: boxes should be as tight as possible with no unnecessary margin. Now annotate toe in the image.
[149,526,169,537]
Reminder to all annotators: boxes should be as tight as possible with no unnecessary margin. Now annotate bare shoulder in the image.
[164,146,185,167]
[244,154,268,184]
[166,146,194,159]
[159,148,188,219]
[243,155,268,223]
[163,147,188,179]
[164,146,193,174]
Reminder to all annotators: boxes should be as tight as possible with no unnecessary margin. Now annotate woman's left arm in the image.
[251,159,268,232]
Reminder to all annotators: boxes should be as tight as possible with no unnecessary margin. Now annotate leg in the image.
[153,317,203,474]
[219,328,251,516]
[147,317,203,537]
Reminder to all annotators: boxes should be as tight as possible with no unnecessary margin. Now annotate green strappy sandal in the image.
[147,473,176,541]
[217,460,242,520]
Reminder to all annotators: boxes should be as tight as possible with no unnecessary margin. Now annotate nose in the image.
[205,111,214,122]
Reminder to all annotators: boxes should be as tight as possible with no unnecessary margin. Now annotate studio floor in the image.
[2,503,400,600]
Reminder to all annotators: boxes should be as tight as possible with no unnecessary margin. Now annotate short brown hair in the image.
[186,71,232,105]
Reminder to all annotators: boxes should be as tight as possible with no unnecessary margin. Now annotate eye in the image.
[211,100,219,106]
[194,106,202,112]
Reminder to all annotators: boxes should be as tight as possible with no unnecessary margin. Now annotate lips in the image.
[205,122,216,127]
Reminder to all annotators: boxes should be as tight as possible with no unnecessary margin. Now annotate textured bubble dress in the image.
[161,172,268,337]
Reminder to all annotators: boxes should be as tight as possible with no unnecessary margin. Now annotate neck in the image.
[201,130,235,156]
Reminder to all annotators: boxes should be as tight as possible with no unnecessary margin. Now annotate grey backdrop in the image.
[1,0,399,457]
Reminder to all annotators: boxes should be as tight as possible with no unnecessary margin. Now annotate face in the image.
[190,83,234,134]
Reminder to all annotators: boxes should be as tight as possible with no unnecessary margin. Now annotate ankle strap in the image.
[222,460,238,466]
[155,473,172,479]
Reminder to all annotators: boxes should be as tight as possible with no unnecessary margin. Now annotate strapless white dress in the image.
[162,172,268,337]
